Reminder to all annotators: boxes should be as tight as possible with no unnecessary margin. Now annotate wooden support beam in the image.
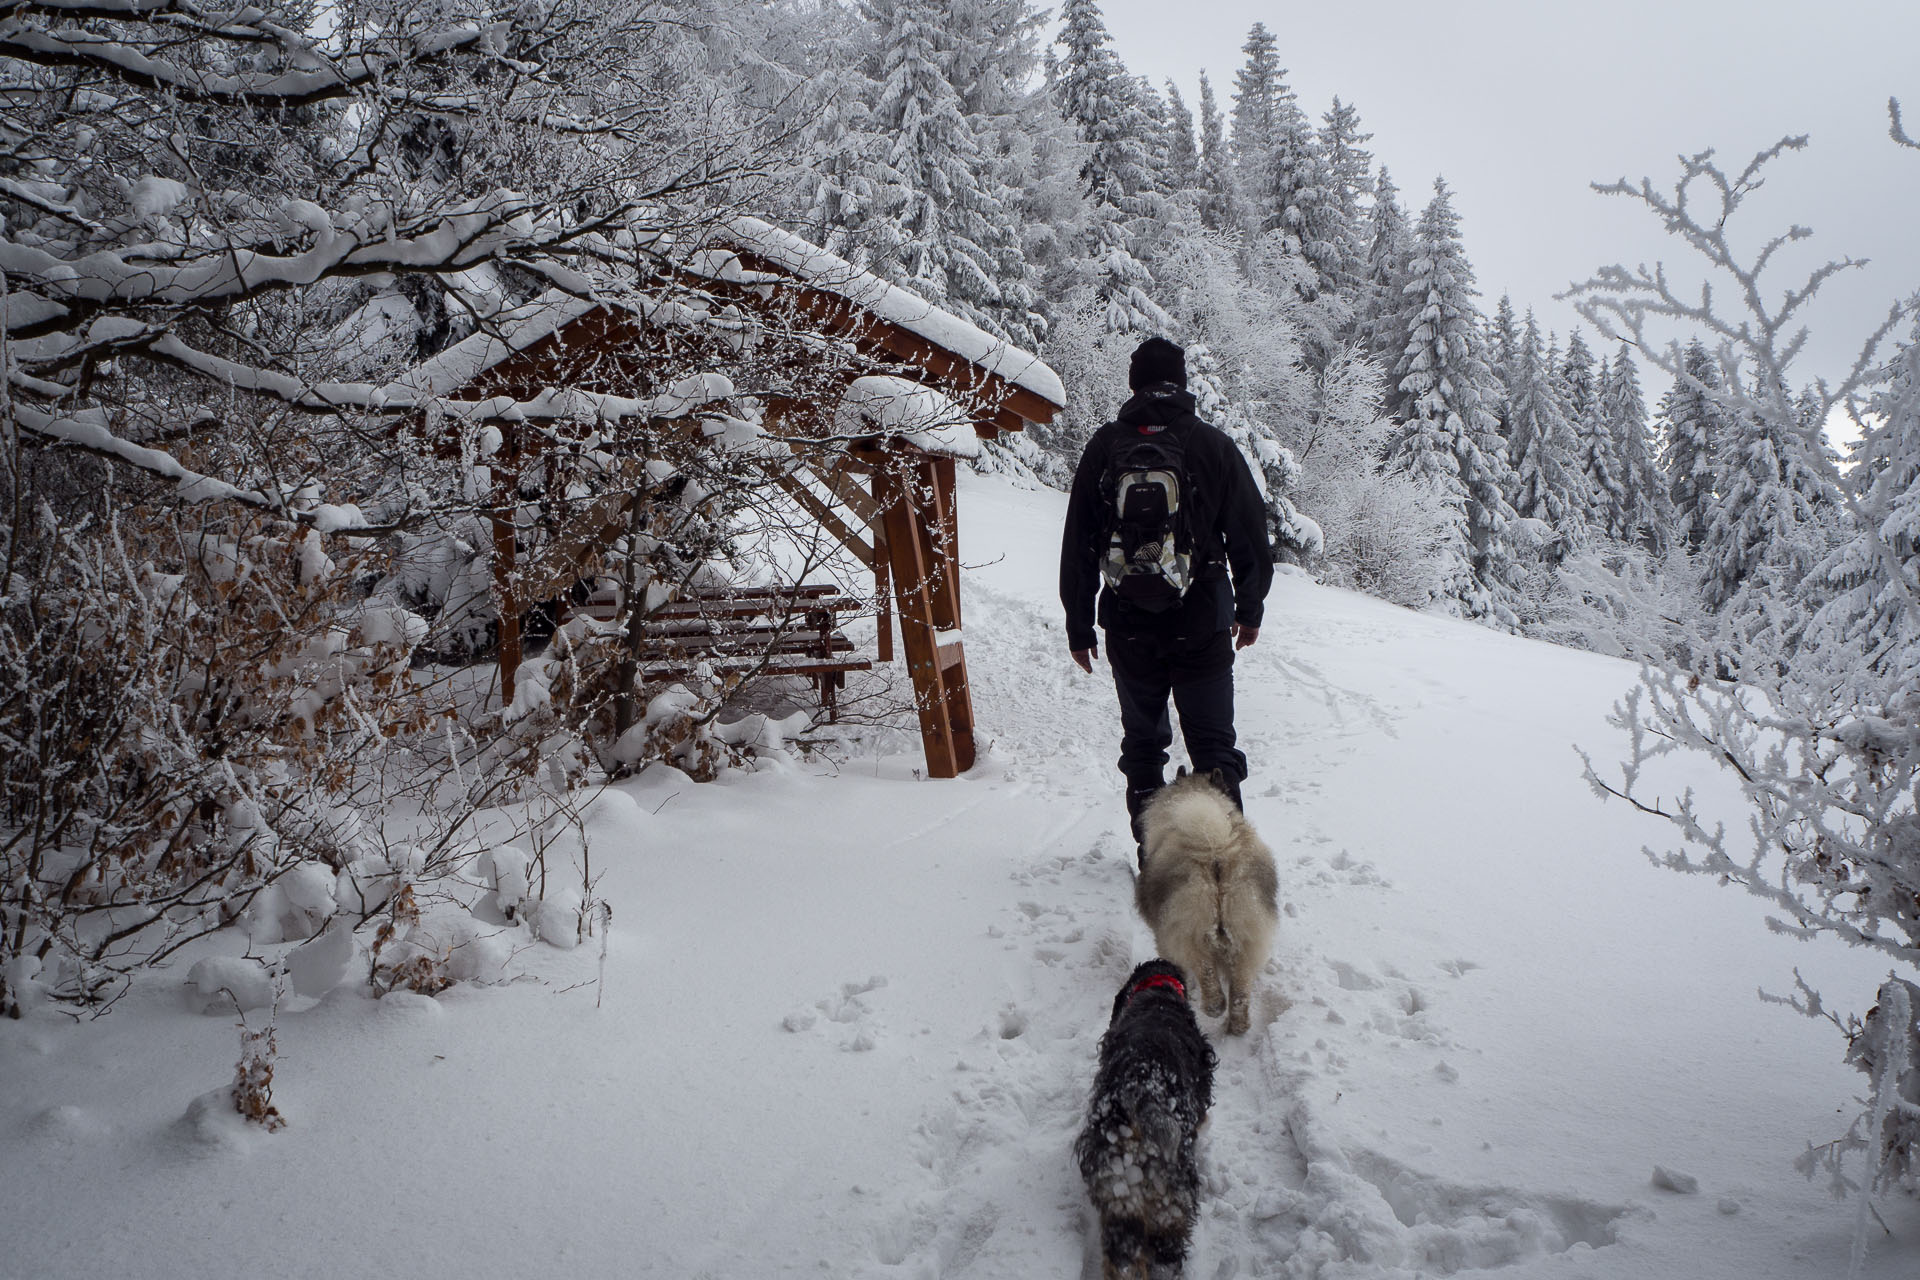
[492,491,521,710]
[870,466,894,664]
[769,468,873,565]
[923,454,961,632]
[877,449,977,778]
[881,465,958,777]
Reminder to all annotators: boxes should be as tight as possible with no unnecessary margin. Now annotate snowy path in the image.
[3,473,1914,1280]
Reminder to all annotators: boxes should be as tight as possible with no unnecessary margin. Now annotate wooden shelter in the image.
[393,219,1065,778]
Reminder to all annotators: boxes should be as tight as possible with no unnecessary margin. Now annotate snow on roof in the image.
[381,290,608,401]
[836,375,982,460]
[697,218,1067,412]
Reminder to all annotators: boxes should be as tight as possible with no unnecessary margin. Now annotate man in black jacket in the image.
[1059,337,1274,863]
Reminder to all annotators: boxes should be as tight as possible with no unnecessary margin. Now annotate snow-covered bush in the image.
[0,0,793,1020]
[1572,115,1920,1232]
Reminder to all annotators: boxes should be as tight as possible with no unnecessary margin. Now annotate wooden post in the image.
[878,447,976,777]
[869,462,895,664]
[492,452,521,709]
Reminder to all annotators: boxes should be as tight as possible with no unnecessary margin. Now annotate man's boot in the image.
[1125,782,1162,872]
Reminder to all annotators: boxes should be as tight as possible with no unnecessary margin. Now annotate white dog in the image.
[1135,770,1279,1036]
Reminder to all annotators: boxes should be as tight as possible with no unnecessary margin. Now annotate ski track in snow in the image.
[861,577,1636,1278]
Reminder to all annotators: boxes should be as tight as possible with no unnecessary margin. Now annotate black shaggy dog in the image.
[1074,959,1218,1279]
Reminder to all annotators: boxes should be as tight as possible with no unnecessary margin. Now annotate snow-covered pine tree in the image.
[1803,309,1920,682]
[1196,73,1238,231]
[941,0,1051,348]
[1699,376,1835,617]
[1490,295,1522,382]
[861,0,1030,344]
[1361,167,1416,418]
[1561,329,1601,427]
[1505,313,1590,554]
[1383,180,1524,623]
[1572,344,1628,538]
[1165,82,1201,193]
[1488,293,1522,445]
[1603,344,1668,549]
[1658,339,1726,553]
[1319,98,1375,296]
[1053,0,1168,333]
[1229,22,1282,216]
[1263,90,1339,293]
[766,6,901,272]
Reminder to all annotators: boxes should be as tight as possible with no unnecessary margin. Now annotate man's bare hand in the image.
[1071,647,1096,674]
[1232,624,1259,650]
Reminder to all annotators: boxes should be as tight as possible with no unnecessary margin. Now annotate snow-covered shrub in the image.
[1573,119,1920,1236]
[1515,539,1712,663]
[1306,470,1450,608]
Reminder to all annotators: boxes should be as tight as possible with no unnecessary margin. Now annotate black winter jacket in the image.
[1058,385,1274,652]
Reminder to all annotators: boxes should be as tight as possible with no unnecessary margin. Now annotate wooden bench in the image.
[573,583,872,720]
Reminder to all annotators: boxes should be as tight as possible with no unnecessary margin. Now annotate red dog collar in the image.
[1130,973,1186,1001]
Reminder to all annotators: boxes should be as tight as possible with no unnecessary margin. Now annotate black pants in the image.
[1105,626,1246,794]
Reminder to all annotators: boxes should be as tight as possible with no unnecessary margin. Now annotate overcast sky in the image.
[1074,0,1919,398]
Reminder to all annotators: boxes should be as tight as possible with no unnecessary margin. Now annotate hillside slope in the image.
[1,473,1912,1279]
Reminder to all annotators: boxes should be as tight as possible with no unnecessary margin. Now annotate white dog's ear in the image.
[1175,765,1190,779]
[1207,767,1229,792]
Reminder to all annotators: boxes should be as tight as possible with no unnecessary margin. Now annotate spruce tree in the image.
[1230,22,1281,205]
[1361,167,1415,415]
[1570,334,1626,537]
[1317,97,1374,293]
[1196,72,1236,231]
[1602,344,1666,548]
[1054,0,1167,332]
[1804,313,1920,679]
[1383,179,1523,622]
[1165,82,1200,193]
[1505,313,1588,551]
[863,0,1007,329]
[1700,376,1834,614]
[1657,340,1725,554]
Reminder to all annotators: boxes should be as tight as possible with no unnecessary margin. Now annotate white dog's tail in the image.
[1211,859,1234,949]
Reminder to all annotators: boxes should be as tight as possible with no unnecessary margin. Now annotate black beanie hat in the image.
[1128,336,1186,390]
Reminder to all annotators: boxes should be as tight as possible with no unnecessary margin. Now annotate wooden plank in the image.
[639,657,872,680]
[870,466,894,663]
[771,469,874,566]
[882,463,963,778]
[814,453,882,526]
[938,639,975,772]
[924,455,961,632]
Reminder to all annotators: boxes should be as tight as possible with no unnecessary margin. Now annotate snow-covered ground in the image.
[3,472,1914,1279]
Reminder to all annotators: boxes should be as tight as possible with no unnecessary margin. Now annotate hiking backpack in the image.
[1098,423,1195,612]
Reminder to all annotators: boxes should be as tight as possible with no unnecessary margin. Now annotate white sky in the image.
[1074,0,1919,398]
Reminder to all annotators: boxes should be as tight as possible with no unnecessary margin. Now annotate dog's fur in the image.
[1135,770,1279,1036]
[1075,959,1217,1280]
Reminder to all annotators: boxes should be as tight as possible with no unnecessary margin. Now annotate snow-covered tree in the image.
[1360,167,1415,415]
[860,0,1032,343]
[1195,72,1238,232]
[1229,22,1282,207]
[1505,314,1590,551]
[1572,122,1920,1227]
[1657,339,1728,553]
[1602,344,1668,548]
[1318,97,1375,295]
[0,0,877,1018]
[1699,380,1835,616]
[1053,0,1168,333]
[1383,180,1523,623]
[1165,83,1201,193]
